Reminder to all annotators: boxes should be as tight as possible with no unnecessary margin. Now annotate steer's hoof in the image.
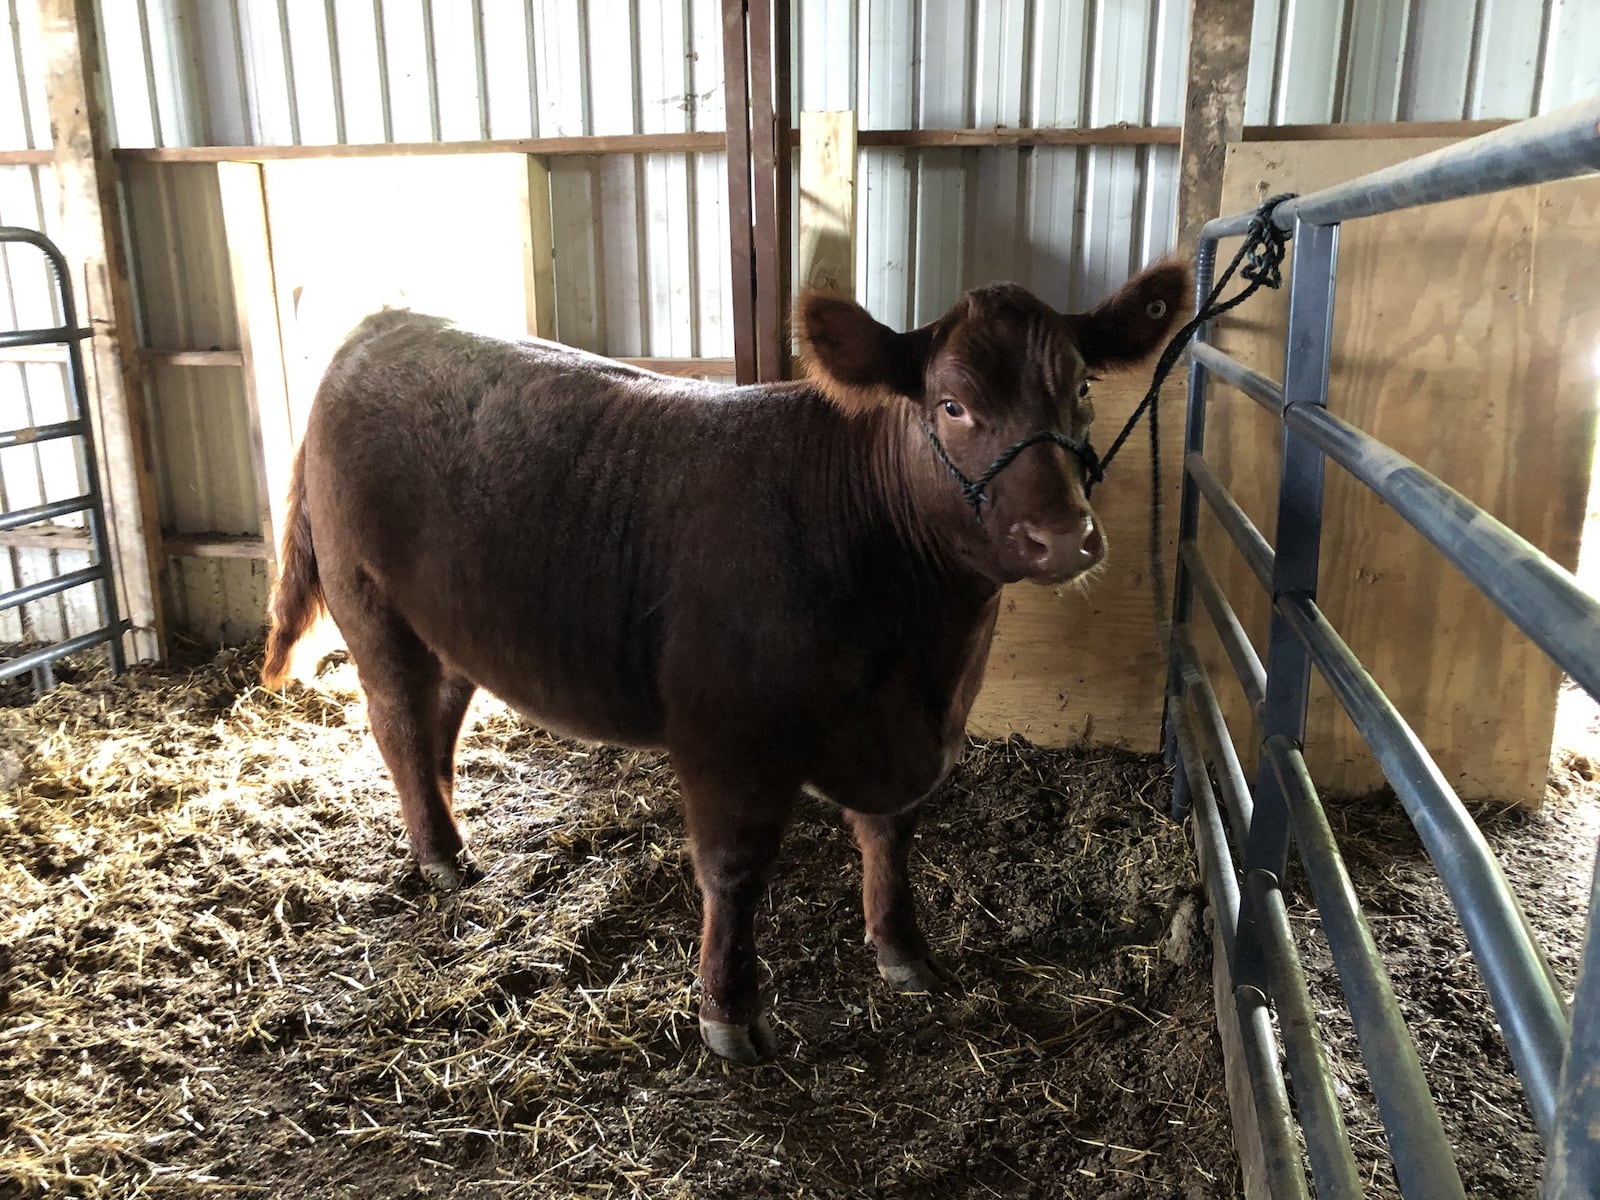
[419,852,478,892]
[879,954,958,994]
[699,1013,777,1065]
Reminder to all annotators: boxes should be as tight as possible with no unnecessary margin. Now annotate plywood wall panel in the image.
[1196,138,1599,802]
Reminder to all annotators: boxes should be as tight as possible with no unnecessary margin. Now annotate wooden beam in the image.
[520,157,558,339]
[135,348,245,367]
[163,533,270,559]
[618,357,737,377]
[0,526,92,551]
[721,0,758,384]
[1176,0,1254,259]
[112,132,725,163]
[797,112,857,298]
[858,125,1181,148]
[82,119,1514,170]
[1241,118,1512,142]
[217,161,296,577]
[772,2,792,378]
[0,149,54,165]
[0,344,69,364]
[39,0,166,663]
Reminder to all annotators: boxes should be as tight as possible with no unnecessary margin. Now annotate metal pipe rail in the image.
[1245,869,1364,1197]
[1185,452,1275,590]
[1287,402,1600,707]
[1201,96,1600,239]
[0,494,94,533]
[0,323,91,350]
[1171,709,1308,1200]
[1278,591,1568,1131]
[1179,540,1266,719]
[0,226,127,689]
[1,566,105,614]
[0,625,125,683]
[1266,737,1465,1196]
[0,419,85,449]
[1167,102,1600,1196]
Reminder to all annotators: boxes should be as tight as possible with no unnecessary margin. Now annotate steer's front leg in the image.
[845,806,956,993]
[676,760,797,1064]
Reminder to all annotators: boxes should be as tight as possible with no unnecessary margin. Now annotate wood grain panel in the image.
[1195,139,1599,802]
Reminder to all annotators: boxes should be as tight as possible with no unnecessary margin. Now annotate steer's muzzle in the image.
[1010,513,1105,581]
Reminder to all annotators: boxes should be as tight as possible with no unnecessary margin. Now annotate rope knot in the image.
[1240,193,1296,290]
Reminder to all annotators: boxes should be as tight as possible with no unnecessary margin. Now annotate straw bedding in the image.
[0,644,1591,1197]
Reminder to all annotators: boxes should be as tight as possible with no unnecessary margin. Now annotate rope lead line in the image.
[1098,193,1298,482]
[1115,192,1297,644]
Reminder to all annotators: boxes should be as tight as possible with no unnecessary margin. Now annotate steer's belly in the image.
[421,622,670,752]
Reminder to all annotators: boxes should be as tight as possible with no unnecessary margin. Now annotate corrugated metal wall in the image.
[796,0,1186,325]
[794,0,1600,327]
[103,0,735,364]
[4,0,1596,645]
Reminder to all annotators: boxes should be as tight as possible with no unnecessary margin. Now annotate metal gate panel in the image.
[0,226,127,690]
[1168,99,1600,1197]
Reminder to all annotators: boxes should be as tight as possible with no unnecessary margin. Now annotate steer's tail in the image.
[261,447,324,689]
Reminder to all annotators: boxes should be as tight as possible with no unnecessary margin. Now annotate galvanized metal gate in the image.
[1165,99,1600,1197]
[1,226,126,691]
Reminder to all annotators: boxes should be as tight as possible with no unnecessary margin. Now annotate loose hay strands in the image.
[0,642,1236,1198]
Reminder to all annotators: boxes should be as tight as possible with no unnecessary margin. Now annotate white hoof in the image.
[878,956,957,993]
[419,852,474,891]
[699,1013,777,1064]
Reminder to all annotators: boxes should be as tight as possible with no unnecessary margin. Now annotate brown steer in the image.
[261,263,1186,1062]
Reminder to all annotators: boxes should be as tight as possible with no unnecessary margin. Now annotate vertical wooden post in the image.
[797,111,857,298]
[217,161,295,574]
[1175,5,1260,1192]
[771,4,791,377]
[747,0,787,381]
[520,155,558,339]
[721,0,758,384]
[1175,0,1254,257]
[38,0,166,662]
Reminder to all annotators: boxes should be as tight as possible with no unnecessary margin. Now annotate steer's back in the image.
[302,311,762,745]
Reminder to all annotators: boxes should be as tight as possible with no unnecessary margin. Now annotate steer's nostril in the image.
[1081,517,1104,559]
[1022,526,1054,563]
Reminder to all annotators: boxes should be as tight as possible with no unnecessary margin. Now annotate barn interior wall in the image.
[3,0,1597,732]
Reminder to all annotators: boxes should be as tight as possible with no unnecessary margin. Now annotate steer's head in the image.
[798,261,1187,586]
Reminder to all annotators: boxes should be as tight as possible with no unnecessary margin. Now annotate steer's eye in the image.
[1077,380,1091,399]
[942,400,966,420]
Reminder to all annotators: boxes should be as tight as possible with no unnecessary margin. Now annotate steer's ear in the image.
[797,289,933,414]
[1067,258,1190,370]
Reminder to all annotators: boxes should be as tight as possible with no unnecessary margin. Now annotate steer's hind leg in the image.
[337,599,469,889]
[426,672,479,886]
[433,672,477,803]
[675,759,797,1065]
[845,807,955,994]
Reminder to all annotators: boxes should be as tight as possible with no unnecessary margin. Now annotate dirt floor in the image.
[0,644,1594,1199]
